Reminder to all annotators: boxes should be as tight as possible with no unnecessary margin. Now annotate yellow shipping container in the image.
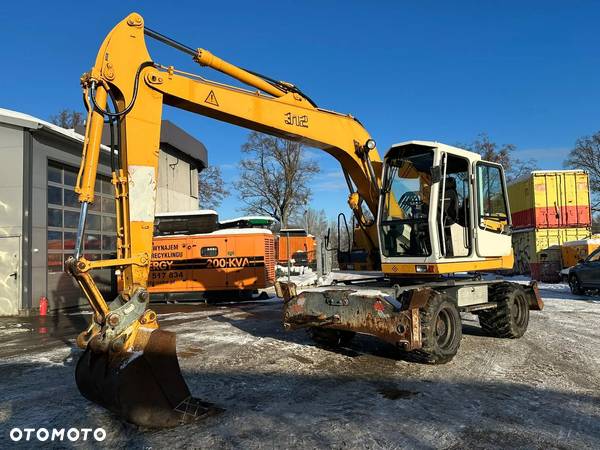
[561,235,600,268]
[512,227,592,282]
[508,170,591,229]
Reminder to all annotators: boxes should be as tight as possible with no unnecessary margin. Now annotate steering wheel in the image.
[398,191,422,215]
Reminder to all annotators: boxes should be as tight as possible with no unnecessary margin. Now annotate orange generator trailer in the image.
[146,212,276,299]
[277,228,317,267]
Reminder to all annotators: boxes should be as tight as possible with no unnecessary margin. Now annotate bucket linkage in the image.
[68,259,219,428]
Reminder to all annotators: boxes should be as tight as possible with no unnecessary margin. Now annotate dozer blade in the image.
[75,329,220,428]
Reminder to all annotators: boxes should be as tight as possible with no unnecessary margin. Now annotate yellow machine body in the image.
[68,13,516,427]
[68,12,386,427]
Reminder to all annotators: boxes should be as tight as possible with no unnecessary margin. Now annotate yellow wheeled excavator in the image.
[68,12,543,428]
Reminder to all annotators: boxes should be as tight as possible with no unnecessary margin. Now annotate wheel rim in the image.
[435,308,455,349]
[570,277,580,293]
[511,294,528,327]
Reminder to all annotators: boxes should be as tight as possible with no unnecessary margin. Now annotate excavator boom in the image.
[69,12,385,427]
[70,12,542,427]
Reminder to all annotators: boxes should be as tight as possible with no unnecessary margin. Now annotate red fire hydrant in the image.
[39,296,48,316]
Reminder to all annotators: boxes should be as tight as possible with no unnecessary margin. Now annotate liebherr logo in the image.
[9,427,106,442]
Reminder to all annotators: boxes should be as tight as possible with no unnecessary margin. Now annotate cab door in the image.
[474,162,513,257]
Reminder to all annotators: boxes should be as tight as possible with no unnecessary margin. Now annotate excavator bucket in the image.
[75,329,219,428]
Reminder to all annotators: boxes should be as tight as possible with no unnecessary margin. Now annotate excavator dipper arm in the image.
[68,12,383,427]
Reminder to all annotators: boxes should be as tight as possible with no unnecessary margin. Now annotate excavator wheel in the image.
[412,292,462,364]
[478,283,529,338]
[76,329,220,428]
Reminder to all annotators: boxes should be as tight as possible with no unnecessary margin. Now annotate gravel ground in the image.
[0,280,599,449]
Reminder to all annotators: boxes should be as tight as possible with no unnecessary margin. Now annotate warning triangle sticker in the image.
[204,90,219,107]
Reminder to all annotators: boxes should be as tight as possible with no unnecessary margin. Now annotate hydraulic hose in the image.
[89,61,155,119]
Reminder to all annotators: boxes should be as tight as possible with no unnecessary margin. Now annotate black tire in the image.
[238,290,255,301]
[569,274,585,295]
[413,293,462,364]
[478,283,529,338]
[308,328,356,347]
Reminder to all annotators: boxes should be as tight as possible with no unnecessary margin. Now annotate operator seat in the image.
[443,177,459,225]
[442,177,459,256]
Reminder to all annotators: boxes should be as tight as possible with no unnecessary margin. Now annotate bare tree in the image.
[290,207,328,237]
[564,132,600,214]
[235,132,319,226]
[50,109,84,129]
[198,166,230,210]
[459,133,535,182]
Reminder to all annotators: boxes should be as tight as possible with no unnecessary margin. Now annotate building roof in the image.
[160,120,208,170]
[0,108,208,170]
[74,120,208,170]
[0,107,109,152]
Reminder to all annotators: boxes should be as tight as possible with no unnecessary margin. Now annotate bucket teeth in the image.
[174,397,221,424]
[75,329,220,428]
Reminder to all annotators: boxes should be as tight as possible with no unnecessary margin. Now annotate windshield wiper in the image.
[481,214,507,222]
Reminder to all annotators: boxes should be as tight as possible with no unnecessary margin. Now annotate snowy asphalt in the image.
[0,281,599,449]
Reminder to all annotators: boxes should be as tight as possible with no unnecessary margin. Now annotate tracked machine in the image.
[67,12,543,428]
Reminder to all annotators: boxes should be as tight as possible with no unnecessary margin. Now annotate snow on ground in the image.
[510,276,600,303]
[276,264,314,275]
[0,279,599,449]
[0,324,28,335]
[277,270,319,287]
[320,270,385,285]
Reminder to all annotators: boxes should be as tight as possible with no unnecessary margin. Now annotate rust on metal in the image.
[275,281,297,301]
[524,281,544,310]
[283,287,425,351]
[410,308,421,350]
[402,287,435,311]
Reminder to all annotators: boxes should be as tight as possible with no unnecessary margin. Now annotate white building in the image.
[0,109,207,315]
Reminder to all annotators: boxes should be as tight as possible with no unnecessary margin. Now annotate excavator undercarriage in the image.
[280,278,544,363]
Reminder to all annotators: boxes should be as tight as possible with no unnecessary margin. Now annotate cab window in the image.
[439,154,471,257]
[380,148,434,257]
[476,163,509,233]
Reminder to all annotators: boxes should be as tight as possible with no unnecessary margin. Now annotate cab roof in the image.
[387,140,483,162]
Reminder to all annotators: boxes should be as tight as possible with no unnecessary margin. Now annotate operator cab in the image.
[378,141,513,275]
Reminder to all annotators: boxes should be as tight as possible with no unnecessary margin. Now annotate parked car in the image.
[568,247,600,295]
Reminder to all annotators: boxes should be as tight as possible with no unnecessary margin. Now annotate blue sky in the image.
[1,1,598,221]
